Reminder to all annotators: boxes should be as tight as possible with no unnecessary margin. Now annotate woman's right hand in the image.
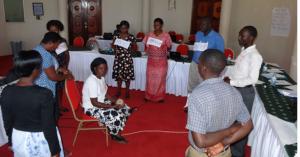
[52,154,59,157]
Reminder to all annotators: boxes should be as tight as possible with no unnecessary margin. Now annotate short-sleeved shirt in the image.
[186,77,250,153]
[34,45,57,97]
[82,74,108,112]
[192,30,224,63]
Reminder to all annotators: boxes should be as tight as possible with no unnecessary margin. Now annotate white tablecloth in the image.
[248,90,297,157]
[69,50,190,96]
[96,39,145,52]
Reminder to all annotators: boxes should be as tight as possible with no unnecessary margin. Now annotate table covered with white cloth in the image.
[69,50,190,96]
[248,63,297,157]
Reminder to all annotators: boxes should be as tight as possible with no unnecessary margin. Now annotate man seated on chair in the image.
[186,49,253,157]
[82,57,137,144]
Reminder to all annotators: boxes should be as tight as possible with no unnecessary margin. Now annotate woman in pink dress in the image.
[143,18,172,102]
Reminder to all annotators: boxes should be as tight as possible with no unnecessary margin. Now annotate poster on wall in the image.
[270,7,291,37]
[4,0,24,22]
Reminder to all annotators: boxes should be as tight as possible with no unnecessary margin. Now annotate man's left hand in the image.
[205,142,224,157]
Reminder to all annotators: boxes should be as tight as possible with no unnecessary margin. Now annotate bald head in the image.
[198,49,226,78]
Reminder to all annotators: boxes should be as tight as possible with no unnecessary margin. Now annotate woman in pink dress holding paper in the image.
[112,20,136,98]
[143,18,172,102]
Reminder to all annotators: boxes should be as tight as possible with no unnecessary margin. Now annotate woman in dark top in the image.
[0,50,64,157]
[112,20,136,98]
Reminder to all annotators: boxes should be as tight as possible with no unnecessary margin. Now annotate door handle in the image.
[84,22,88,29]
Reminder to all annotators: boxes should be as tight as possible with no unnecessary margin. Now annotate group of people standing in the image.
[0,14,264,157]
[185,17,263,157]
[112,18,172,102]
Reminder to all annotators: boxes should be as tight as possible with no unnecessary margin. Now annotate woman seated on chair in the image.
[82,57,136,144]
[0,50,64,157]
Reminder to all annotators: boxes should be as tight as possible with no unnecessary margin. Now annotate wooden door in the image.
[190,0,222,34]
[69,0,102,45]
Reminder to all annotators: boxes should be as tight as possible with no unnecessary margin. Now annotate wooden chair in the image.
[64,79,108,147]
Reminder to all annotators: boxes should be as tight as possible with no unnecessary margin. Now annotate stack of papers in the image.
[278,89,297,98]
[266,68,284,73]
[261,73,286,79]
[275,80,292,86]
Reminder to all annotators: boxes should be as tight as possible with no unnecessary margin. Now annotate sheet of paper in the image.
[147,37,162,47]
[55,42,68,55]
[278,89,297,98]
[266,62,280,68]
[256,80,265,85]
[275,80,292,86]
[193,42,208,51]
[270,7,291,37]
[114,38,131,49]
[285,85,297,91]
[266,68,284,74]
[261,73,285,79]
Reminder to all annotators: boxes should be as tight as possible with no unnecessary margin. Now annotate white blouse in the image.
[82,74,108,112]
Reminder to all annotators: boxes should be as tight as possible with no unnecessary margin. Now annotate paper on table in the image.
[268,114,297,145]
[275,80,292,86]
[266,62,280,67]
[266,68,284,73]
[278,89,297,98]
[261,73,285,79]
[285,85,297,91]
[256,80,265,85]
[147,37,162,47]
[55,42,68,55]
[114,38,131,49]
[193,42,208,51]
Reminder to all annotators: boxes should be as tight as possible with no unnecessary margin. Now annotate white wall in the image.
[227,0,297,70]
[150,0,193,38]
[102,0,142,35]
[0,0,59,55]
[0,0,297,73]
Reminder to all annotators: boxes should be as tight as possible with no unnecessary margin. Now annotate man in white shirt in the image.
[224,26,263,157]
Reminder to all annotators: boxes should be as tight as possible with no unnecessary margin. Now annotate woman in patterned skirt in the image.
[112,20,136,98]
[82,58,137,144]
[143,18,172,102]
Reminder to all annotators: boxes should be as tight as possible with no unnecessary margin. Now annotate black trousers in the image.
[231,86,255,157]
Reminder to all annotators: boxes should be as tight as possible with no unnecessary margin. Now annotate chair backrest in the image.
[65,79,81,120]
[176,44,189,56]
[73,36,85,48]
[168,31,176,36]
[176,34,184,42]
[188,34,195,43]
[136,32,145,40]
[224,48,234,59]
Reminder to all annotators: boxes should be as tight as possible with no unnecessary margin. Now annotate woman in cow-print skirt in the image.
[82,57,137,144]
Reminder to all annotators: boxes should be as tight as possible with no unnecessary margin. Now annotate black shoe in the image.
[184,107,188,113]
[129,107,138,114]
[158,100,164,103]
[111,134,128,144]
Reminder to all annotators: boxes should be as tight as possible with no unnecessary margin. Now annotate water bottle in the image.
[270,73,277,86]
[263,64,268,73]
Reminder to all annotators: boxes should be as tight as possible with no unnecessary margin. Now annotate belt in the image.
[236,85,253,89]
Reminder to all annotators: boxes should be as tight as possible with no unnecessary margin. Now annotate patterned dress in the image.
[112,34,136,81]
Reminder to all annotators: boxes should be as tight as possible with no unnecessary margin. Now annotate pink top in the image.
[143,32,172,59]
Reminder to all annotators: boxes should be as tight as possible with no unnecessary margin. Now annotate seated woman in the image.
[0,50,64,157]
[82,57,136,144]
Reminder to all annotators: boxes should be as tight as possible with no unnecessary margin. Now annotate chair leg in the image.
[73,122,82,146]
[105,128,109,147]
